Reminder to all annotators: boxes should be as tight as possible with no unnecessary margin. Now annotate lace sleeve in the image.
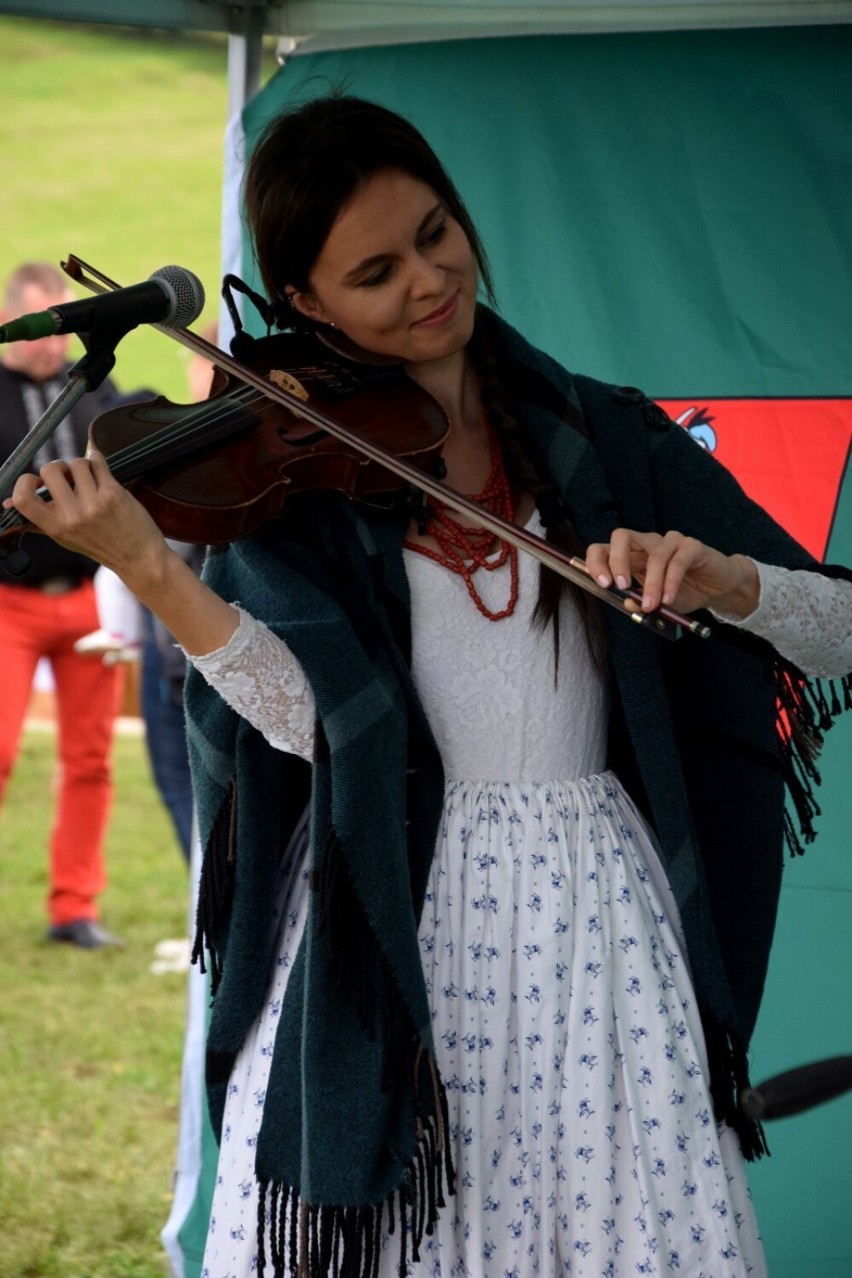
[185,606,316,760]
[711,561,852,678]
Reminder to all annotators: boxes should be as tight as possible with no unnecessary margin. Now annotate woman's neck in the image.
[404,348,481,438]
[406,351,491,496]
[403,341,536,543]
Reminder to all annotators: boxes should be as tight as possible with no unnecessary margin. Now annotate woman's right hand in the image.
[6,447,241,657]
[4,448,170,593]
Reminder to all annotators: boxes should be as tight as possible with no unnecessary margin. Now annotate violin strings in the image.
[0,385,265,537]
[104,384,278,482]
[0,367,342,537]
[105,366,340,479]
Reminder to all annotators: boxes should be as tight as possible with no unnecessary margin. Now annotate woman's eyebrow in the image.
[343,203,444,281]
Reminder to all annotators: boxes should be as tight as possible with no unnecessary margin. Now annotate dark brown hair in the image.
[471,313,606,667]
[244,93,601,660]
[243,92,494,322]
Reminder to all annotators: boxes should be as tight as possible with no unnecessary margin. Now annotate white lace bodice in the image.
[190,513,607,778]
[188,513,852,769]
[404,514,607,779]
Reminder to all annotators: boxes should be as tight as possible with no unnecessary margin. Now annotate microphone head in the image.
[1,547,32,577]
[150,265,206,329]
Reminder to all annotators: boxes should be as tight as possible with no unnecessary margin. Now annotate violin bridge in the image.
[268,368,310,408]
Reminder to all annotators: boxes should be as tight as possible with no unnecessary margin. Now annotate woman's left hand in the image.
[584,528,760,619]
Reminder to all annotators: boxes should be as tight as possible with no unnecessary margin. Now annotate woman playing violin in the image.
[8,95,852,1278]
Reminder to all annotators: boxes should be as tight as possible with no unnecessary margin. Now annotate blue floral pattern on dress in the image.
[203,774,765,1277]
[200,530,769,1277]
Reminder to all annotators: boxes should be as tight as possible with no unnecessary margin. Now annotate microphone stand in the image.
[0,327,124,575]
[0,304,133,495]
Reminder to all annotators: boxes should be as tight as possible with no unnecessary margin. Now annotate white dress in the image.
[194,514,852,1278]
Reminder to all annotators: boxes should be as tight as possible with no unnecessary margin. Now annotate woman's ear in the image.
[288,289,329,326]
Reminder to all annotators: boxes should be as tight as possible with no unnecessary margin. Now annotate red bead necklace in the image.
[404,421,519,621]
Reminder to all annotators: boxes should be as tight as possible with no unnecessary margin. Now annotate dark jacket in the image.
[0,362,119,584]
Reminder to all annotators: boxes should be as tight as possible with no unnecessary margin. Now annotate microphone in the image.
[0,265,205,342]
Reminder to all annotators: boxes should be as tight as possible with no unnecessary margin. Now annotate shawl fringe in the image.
[775,663,852,856]
[256,1064,455,1278]
[315,827,423,1092]
[314,828,384,1034]
[191,777,237,994]
[703,1013,770,1163]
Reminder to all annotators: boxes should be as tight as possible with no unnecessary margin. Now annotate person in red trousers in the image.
[0,261,124,948]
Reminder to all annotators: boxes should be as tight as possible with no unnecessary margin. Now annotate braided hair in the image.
[470,310,606,670]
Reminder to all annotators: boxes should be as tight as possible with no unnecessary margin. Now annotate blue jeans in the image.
[140,609,194,864]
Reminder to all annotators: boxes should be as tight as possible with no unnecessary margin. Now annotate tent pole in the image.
[226,7,264,119]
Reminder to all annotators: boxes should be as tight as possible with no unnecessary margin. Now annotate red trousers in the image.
[0,578,123,925]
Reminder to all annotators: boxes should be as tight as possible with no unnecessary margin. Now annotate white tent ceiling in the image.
[1,0,850,43]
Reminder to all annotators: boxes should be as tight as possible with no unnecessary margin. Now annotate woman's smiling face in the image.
[290,169,479,371]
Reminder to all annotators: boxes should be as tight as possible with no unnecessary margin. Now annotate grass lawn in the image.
[0,725,193,1277]
[0,15,276,404]
[0,18,277,1270]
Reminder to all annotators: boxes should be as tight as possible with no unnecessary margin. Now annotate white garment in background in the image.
[92,565,142,644]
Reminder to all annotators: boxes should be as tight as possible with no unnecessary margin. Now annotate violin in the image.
[87,329,450,547]
[0,254,710,642]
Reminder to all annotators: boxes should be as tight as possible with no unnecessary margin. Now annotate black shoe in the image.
[46,918,125,949]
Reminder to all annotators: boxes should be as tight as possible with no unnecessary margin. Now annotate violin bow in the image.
[61,254,710,643]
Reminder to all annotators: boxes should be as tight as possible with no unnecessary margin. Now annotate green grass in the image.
[0,16,276,403]
[0,726,192,1277]
[0,21,280,1271]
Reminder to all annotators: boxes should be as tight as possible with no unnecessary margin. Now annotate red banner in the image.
[656,398,852,559]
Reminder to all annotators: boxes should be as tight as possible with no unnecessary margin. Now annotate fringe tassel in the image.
[256,1055,455,1278]
[703,1014,770,1163]
[314,828,384,1032]
[191,777,237,994]
[315,829,413,1095]
[774,664,852,857]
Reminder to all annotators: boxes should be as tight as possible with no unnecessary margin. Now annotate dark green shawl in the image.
[185,312,851,1277]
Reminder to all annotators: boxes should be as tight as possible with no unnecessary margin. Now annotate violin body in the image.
[89,331,449,545]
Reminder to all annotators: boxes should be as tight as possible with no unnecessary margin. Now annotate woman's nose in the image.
[408,254,443,298]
